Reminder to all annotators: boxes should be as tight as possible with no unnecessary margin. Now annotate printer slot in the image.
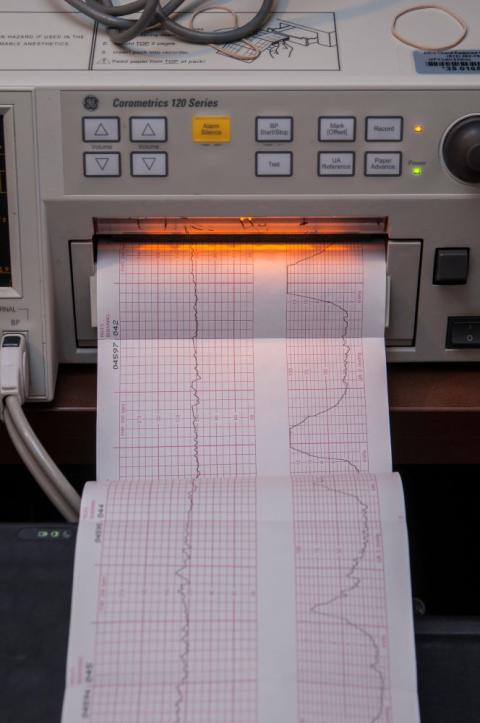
[386,240,422,347]
[69,230,421,351]
[69,241,96,348]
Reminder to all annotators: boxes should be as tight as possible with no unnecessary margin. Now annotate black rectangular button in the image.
[433,248,469,284]
[447,317,480,348]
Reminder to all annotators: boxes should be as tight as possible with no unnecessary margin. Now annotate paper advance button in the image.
[319,117,356,142]
[82,117,120,142]
[130,117,167,143]
[256,152,292,176]
[84,152,121,177]
[365,152,402,176]
[256,117,293,142]
[319,152,355,176]
[131,152,168,177]
[366,117,403,142]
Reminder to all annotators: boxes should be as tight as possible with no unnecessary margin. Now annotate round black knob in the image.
[443,116,480,183]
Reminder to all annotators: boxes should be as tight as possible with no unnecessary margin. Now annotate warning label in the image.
[0,5,339,73]
[414,50,480,74]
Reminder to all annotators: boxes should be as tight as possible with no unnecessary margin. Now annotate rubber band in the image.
[190,6,261,61]
[392,5,468,51]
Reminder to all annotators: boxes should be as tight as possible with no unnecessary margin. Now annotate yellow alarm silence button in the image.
[192,116,231,143]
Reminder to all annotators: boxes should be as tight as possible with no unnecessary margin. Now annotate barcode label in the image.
[415,50,480,74]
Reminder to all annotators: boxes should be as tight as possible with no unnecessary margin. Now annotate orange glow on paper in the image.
[133,243,314,253]
[95,216,387,240]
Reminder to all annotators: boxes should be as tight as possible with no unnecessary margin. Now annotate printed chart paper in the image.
[62,241,420,723]
[96,242,391,480]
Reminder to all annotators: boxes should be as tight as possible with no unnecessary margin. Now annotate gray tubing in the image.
[4,395,81,519]
[4,405,79,522]
[64,0,275,45]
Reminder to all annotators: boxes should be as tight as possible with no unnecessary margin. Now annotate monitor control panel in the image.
[60,89,480,196]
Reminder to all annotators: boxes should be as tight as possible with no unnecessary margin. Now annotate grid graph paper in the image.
[77,478,257,723]
[286,244,394,721]
[287,243,369,474]
[63,240,419,723]
[98,243,257,480]
[292,472,391,723]
[96,243,258,722]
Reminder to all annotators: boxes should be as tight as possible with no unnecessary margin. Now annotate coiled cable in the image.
[64,0,275,46]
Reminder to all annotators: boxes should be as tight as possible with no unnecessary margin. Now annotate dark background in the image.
[2,462,477,615]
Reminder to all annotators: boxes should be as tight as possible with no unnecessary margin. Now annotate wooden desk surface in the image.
[2,363,480,466]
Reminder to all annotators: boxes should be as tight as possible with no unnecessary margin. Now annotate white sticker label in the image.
[415,50,480,74]
[0,4,340,72]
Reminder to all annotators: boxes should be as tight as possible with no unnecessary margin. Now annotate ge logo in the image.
[83,95,99,111]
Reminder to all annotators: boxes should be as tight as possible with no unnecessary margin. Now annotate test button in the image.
[256,152,292,177]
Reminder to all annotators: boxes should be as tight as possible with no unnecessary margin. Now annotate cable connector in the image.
[0,332,80,520]
[0,333,28,417]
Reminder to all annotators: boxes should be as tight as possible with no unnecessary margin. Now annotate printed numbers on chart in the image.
[112,341,119,370]
[85,662,93,683]
[112,319,120,336]
[82,688,91,718]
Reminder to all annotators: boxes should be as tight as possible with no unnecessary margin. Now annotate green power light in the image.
[411,166,423,177]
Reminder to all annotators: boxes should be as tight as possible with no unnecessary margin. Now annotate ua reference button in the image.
[192,116,230,143]
[319,152,355,176]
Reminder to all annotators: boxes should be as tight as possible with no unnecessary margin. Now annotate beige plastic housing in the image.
[1,0,480,399]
